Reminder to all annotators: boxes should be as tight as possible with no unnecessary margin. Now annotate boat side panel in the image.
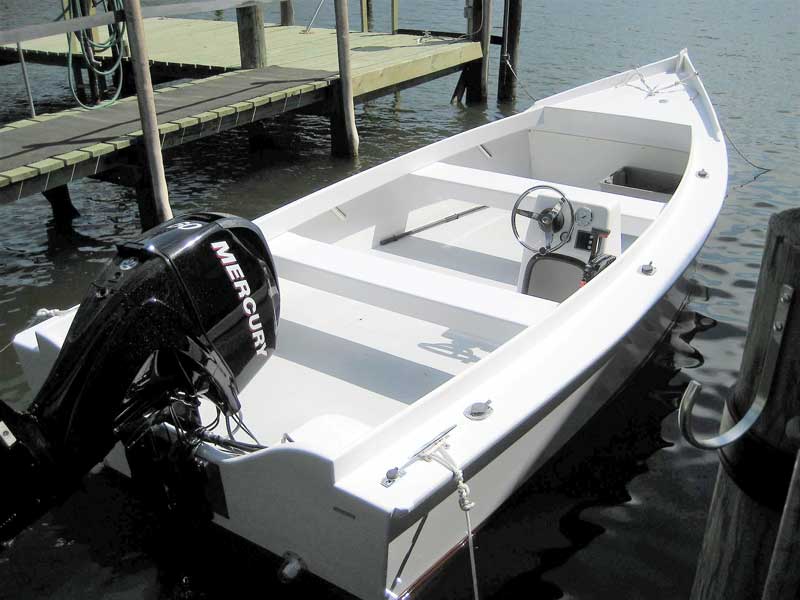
[386,270,691,596]
[212,446,391,600]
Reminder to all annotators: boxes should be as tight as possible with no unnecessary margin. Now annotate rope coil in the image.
[65,0,126,109]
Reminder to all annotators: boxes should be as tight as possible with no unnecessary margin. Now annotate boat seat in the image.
[270,232,557,342]
[410,162,664,236]
[520,253,586,302]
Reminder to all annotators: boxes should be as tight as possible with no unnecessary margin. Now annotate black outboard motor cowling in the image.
[0,213,279,542]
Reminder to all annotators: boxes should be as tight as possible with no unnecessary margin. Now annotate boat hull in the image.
[384,267,692,599]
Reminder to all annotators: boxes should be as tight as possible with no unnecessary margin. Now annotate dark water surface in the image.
[0,0,798,598]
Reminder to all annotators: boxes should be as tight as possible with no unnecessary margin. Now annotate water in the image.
[0,0,798,597]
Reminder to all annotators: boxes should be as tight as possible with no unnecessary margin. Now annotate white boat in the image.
[6,50,725,599]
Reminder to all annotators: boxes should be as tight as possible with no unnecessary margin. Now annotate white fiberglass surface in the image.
[373,201,526,290]
[198,279,509,447]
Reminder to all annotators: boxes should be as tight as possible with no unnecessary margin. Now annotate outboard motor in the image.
[0,213,279,543]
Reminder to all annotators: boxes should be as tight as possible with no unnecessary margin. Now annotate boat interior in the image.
[211,107,693,451]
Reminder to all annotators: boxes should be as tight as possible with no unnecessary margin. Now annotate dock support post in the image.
[124,0,172,230]
[80,0,102,104]
[391,0,399,33]
[43,185,79,232]
[236,4,268,68]
[689,208,800,600]
[280,0,294,26]
[63,0,87,102]
[497,0,521,101]
[465,0,491,103]
[360,0,369,32]
[763,435,800,600]
[331,0,358,157]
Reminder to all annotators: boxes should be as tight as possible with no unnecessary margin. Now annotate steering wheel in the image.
[511,184,575,255]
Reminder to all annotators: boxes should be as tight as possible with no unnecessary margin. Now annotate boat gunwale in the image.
[238,51,729,515]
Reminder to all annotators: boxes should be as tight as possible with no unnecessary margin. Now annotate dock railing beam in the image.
[465,0,491,103]
[236,4,267,68]
[123,0,172,230]
[331,0,358,157]
[688,208,800,600]
[497,0,521,101]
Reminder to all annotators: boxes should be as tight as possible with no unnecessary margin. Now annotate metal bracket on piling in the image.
[678,283,794,450]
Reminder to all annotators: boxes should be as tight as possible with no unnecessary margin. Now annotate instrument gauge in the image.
[575,207,593,227]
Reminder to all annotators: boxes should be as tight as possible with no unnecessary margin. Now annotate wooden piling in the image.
[124,0,172,229]
[360,0,369,33]
[236,4,267,69]
[497,0,521,101]
[79,0,101,104]
[763,422,800,600]
[465,0,491,103]
[64,0,86,102]
[42,185,79,232]
[280,0,294,27]
[331,0,358,157]
[690,208,800,600]
[391,0,399,34]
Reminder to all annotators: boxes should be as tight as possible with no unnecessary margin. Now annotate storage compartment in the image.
[600,166,682,202]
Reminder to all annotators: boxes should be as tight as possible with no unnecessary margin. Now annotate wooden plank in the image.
[4,119,38,129]
[80,143,117,158]
[53,150,91,166]
[1,166,40,183]
[27,157,66,175]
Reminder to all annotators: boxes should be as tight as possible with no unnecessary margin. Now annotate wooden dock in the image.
[0,18,481,205]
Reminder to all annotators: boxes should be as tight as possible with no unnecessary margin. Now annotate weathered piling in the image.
[62,0,86,101]
[42,185,79,232]
[280,0,294,26]
[391,0,399,34]
[688,208,800,600]
[763,422,800,600]
[124,0,172,229]
[360,0,369,32]
[236,4,267,68]
[497,0,521,101]
[465,0,492,103]
[79,0,101,104]
[331,0,358,157]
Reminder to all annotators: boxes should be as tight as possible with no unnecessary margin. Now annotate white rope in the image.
[618,65,699,97]
[421,444,480,600]
[303,0,327,34]
[35,308,67,319]
[503,56,536,102]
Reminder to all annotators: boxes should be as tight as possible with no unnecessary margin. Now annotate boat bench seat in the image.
[270,232,557,342]
[410,162,664,237]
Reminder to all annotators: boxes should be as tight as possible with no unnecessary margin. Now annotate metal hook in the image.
[678,284,794,450]
[679,380,766,450]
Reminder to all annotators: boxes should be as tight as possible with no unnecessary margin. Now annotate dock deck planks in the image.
[0,19,481,202]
